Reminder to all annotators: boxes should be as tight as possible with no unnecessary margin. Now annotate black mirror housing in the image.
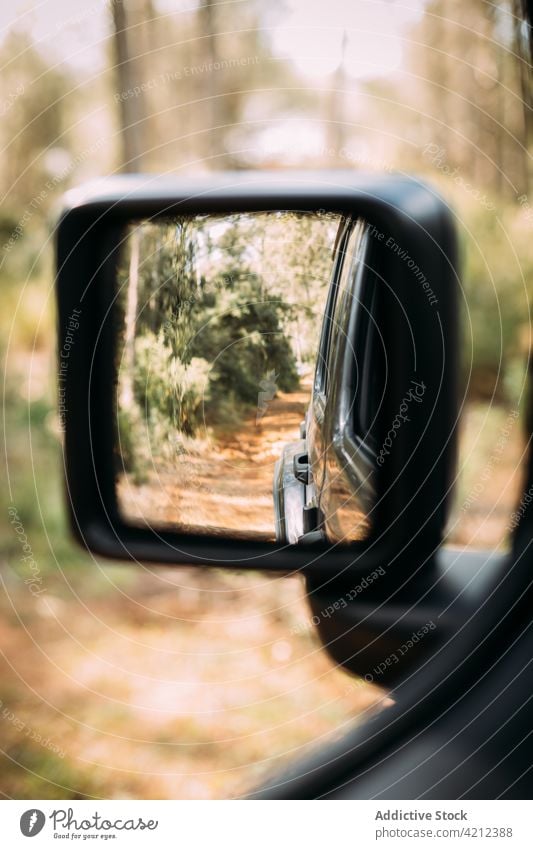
[56,171,458,579]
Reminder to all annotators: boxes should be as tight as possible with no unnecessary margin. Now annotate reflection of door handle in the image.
[303,504,319,535]
[293,453,309,484]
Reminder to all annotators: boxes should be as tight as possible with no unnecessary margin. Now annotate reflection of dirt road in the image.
[118,380,312,538]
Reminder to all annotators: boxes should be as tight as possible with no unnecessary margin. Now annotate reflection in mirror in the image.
[113,210,374,543]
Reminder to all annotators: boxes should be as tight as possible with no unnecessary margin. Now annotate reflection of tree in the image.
[119,226,139,408]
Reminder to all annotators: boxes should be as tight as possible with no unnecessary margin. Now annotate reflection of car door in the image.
[306,220,358,524]
[316,221,378,543]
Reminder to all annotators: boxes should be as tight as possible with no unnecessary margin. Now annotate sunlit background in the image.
[0,0,531,798]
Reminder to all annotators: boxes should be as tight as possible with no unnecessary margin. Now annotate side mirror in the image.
[56,171,458,581]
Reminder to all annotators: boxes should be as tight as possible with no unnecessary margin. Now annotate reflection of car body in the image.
[274,218,381,545]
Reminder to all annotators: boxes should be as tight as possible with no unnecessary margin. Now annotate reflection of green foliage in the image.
[189,297,299,415]
[134,331,210,435]
[116,406,145,482]
[118,329,211,480]
[116,213,318,468]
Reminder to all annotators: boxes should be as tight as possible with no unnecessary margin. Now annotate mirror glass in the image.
[114,211,377,544]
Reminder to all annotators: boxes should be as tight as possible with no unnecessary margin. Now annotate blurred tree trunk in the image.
[426,2,453,154]
[511,0,532,195]
[324,31,347,164]
[111,0,145,171]
[198,0,220,164]
[138,0,157,57]
[137,0,158,169]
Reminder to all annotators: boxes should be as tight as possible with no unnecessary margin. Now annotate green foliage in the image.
[458,202,533,400]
